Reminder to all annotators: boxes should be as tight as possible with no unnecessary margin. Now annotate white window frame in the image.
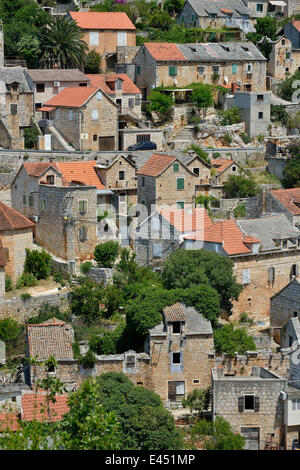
[89,31,99,46]
[92,109,98,121]
[117,31,127,46]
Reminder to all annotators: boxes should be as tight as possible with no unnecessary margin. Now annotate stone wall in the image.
[270,279,300,329]
[86,267,114,285]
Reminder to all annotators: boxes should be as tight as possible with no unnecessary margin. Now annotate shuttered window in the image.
[232,63,238,74]
[173,162,179,172]
[136,65,141,75]
[177,178,184,190]
[242,269,251,284]
[169,66,177,76]
[79,226,87,242]
[79,200,88,214]
[268,267,275,282]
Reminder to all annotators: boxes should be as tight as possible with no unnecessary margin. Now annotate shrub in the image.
[94,241,119,268]
[239,312,254,325]
[223,133,232,145]
[224,175,260,198]
[257,134,265,143]
[218,107,241,126]
[5,275,13,292]
[233,202,246,218]
[27,302,69,324]
[21,293,31,301]
[214,323,256,356]
[80,261,93,274]
[271,104,289,126]
[24,125,39,149]
[24,249,52,280]
[79,350,96,369]
[16,273,38,289]
[147,90,174,121]
[241,133,251,144]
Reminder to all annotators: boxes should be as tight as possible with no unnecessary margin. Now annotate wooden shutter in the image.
[268,267,275,282]
[238,396,244,412]
[254,396,260,412]
[177,178,184,190]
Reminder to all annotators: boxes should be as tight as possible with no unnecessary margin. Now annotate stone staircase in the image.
[169,125,196,150]
[47,125,75,151]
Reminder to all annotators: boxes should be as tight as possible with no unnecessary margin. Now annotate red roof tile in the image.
[22,393,69,423]
[57,161,105,190]
[44,86,99,108]
[70,11,136,30]
[23,162,61,177]
[293,21,300,32]
[0,412,20,432]
[211,158,233,174]
[270,188,300,215]
[136,153,176,177]
[86,74,141,95]
[160,208,213,233]
[144,43,187,61]
[0,202,34,231]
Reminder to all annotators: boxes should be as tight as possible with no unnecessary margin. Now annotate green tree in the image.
[17,34,40,68]
[223,174,260,198]
[190,416,245,450]
[282,145,300,187]
[277,70,300,101]
[24,125,40,149]
[271,104,289,125]
[94,241,120,268]
[149,11,174,29]
[182,388,211,416]
[0,318,21,357]
[233,202,246,218]
[191,83,213,117]
[185,144,210,163]
[40,16,88,69]
[213,323,256,356]
[24,248,52,280]
[84,50,102,74]
[147,90,174,121]
[70,278,103,324]
[163,0,185,16]
[218,107,241,126]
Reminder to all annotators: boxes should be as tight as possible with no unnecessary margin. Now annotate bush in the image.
[24,125,39,149]
[94,241,119,268]
[213,323,256,356]
[16,273,38,289]
[79,350,96,369]
[271,104,289,126]
[239,312,254,325]
[223,133,232,145]
[147,90,174,121]
[185,144,210,164]
[24,249,52,280]
[80,261,93,274]
[241,133,251,144]
[27,302,69,324]
[218,107,241,126]
[5,275,13,292]
[224,175,260,198]
[233,202,246,218]
[21,293,31,301]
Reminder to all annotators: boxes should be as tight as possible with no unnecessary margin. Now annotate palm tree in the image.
[40,16,88,70]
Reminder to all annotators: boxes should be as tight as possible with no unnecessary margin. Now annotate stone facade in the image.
[212,366,286,450]
[120,128,163,151]
[0,228,33,284]
[268,37,296,80]
[270,279,300,341]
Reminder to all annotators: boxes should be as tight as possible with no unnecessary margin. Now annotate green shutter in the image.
[177,178,184,190]
[173,162,179,172]
[137,65,141,75]
[79,200,87,214]
[232,63,238,74]
[177,201,184,209]
[169,66,177,76]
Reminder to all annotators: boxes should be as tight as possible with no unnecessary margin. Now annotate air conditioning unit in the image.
[32,215,39,222]
[53,81,60,87]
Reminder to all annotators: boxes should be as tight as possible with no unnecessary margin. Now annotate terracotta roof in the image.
[243,235,261,244]
[136,153,176,176]
[57,161,105,190]
[270,188,300,215]
[23,162,61,177]
[86,74,141,95]
[292,21,300,32]
[0,202,34,231]
[70,11,136,30]
[27,320,74,360]
[44,86,99,108]
[211,158,233,174]
[22,393,69,423]
[184,220,252,255]
[0,412,20,432]
[144,43,187,61]
[160,208,213,233]
[221,8,233,13]
[163,303,186,322]
[37,106,56,112]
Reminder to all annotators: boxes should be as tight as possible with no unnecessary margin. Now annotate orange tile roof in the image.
[70,11,136,30]
[22,393,69,423]
[292,21,300,32]
[0,412,20,432]
[243,235,261,244]
[270,188,300,215]
[57,161,105,190]
[221,8,233,13]
[184,220,252,255]
[86,74,141,95]
[23,162,60,177]
[44,86,99,108]
[160,208,213,233]
[0,201,35,231]
[136,153,176,177]
[211,158,233,174]
[144,43,187,61]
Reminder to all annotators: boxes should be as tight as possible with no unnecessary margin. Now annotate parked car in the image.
[127,141,157,151]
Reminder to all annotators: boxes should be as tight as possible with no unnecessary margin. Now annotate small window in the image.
[92,109,98,120]
[69,110,73,121]
[36,83,45,93]
[177,178,184,190]
[282,39,286,45]
[294,312,298,318]
[128,98,134,109]
[193,379,200,384]
[29,195,34,207]
[257,4,263,12]
[173,162,179,172]
[11,396,16,403]
[46,175,54,185]
[41,198,46,211]
[79,82,87,87]
[246,63,253,73]
[232,166,236,172]
[79,200,88,214]
[283,240,288,249]
[93,134,97,142]
[198,66,205,75]
[177,201,184,209]
[232,64,238,74]
[286,52,291,60]
[244,395,254,410]
[47,364,55,373]
[137,382,143,386]
[172,352,181,364]
[292,264,298,276]
[258,112,263,119]
[172,322,181,334]
[257,95,264,101]
[137,134,150,143]
[119,171,125,180]
[142,176,145,187]
[79,226,87,242]
[10,104,17,115]
[89,31,99,46]
[23,194,26,205]
[169,66,177,76]
[193,168,199,176]
[35,103,42,111]
[212,65,219,74]
[137,65,141,75]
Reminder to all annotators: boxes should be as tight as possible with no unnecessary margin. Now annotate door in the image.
[241,427,260,450]
[44,133,52,150]
[99,136,115,151]
[168,381,185,403]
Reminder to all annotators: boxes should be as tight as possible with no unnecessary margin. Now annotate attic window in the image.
[172,322,181,334]
[36,83,45,93]
[126,355,136,365]
[221,45,230,52]
[242,46,250,52]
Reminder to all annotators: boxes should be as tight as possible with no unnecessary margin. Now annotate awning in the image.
[37,106,55,112]
[269,1,286,6]
[97,189,114,196]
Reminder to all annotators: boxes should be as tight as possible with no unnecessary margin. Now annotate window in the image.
[292,399,300,411]
[126,354,136,366]
[193,168,199,176]
[137,134,150,143]
[193,379,200,384]
[92,109,98,120]
[47,364,55,373]
[172,352,181,364]
[96,91,102,101]
[244,395,254,410]
[242,269,250,285]
[292,264,298,277]
[286,52,291,60]
[136,65,141,75]
[36,83,45,93]
[117,31,127,46]
[177,201,184,209]
[172,322,181,334]
[268,267,275,285]
[137,382,143,386]
[232,166,236,172]
[93,134,97,142]
[119,171,125,180]
[232,64,238,74]
[177,178,184,190]
[11,396,16,403]
[29,195,33,207]
[153,242,162,258]
[69,110,73,121]
[212,65,219,75]
[173,162,179,172]
[35,103,42,111]
[23,194,26,205]
[46,175,54,185]
[128,98,134,109]
[135,96,141,107]
[246,63,253,73]
[283,240,288,249]
[10,104,17,115]
[79,200,88,214]
[257,95,264,101]
[256,4,263,12]
[198,66,205,75]
[294,312,298,318]
[41,198,46,212]
[282,39,286,45]
[169,66,177,76]
[89,31,99,46]
[142,176,145,187]
[258,112,263,119]
[79,226,87,242]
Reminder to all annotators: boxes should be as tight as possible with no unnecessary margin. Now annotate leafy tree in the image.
[70,278,104,324]
[246,17,277,60]
[185,144,210,163]
[24,248,52,280]
[161,250,243,314]
[282,145,300,188]
[213,323,256,356]
[271,104,289,125]
[147,90,174,121]
[223,174,260,198]
[40,16,88,69]
[0,318,21,356]
[182,388,211,416]
[277,70,300,101]
[27,302,69,325]
[89,322,126,355]
[96,372,183,450]
[163,0,185,16]
[191,83,213,117]
[17,35,40,68]
[149,11,174,29]
[24,125,40,149]
[218,107,241,126]
[84,50,102,74]
[179,285,220,326]
[190,416,245,450]
[94,241,120,268]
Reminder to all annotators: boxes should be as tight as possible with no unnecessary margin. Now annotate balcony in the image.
[38,119,54,127]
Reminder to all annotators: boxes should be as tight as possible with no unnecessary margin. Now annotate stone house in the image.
[270,279,300,342]
[133,42,267,98]
[210,157,246,197]
[266,36,299,80]
[0,201,34,285]
[136,153,199,215]
[69,11,136,71]
[25,68,90,118]
[25,318,79,392]
[40,85,119,151]
[178,0,254,33]
[212,366,286,450]
[246,0,270,18]
[0,67,34,150]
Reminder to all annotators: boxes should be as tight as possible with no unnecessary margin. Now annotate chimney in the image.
[217,366,224,378]
[78,340,89,355]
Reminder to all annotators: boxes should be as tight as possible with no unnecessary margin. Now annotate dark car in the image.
[127,141,157,151]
